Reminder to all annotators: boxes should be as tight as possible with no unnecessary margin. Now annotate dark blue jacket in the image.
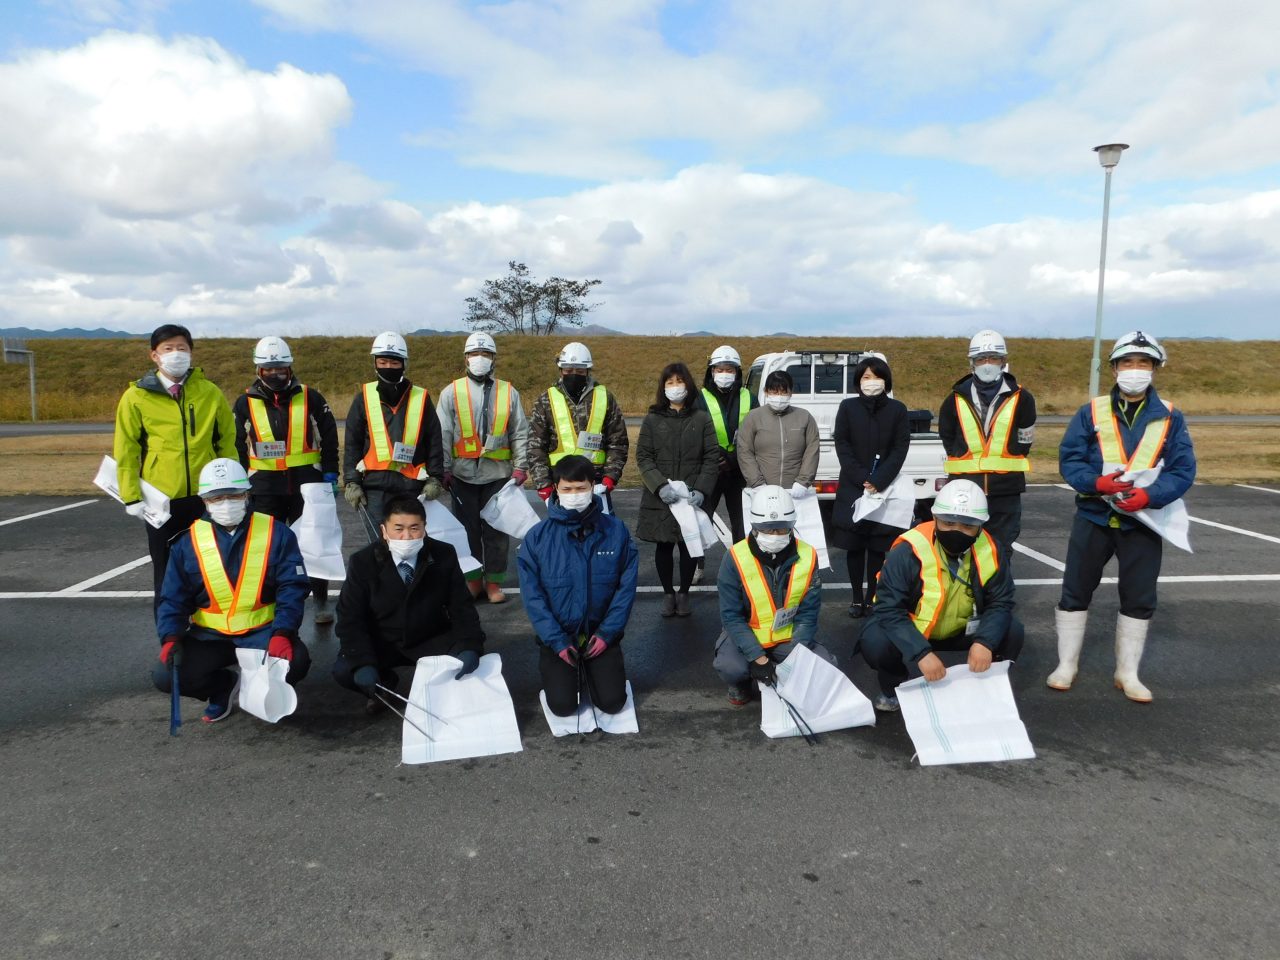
[1059,384,1196,530]
[717,535,822,662]
[157,511,309,647]
[517,496,639,654]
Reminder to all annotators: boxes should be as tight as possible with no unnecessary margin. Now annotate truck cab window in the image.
[785,361,812,393]
[814,363,844,394]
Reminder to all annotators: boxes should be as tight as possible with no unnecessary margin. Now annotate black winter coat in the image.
[937,373,1036,498]
[831,394,911,549]
[635,405,720,543]
[342,379,445,494]
[233,380,339,496]
[335,537,484,670]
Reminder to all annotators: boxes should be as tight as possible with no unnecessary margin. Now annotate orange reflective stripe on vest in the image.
[1090,396,1172,473]
[361,382,429,479]
[190,514,276,636]
[451,377,513,460]
[729,539,817,648]
[247,390,321,471]
[945,391,1029,474]
[893,521,999,641]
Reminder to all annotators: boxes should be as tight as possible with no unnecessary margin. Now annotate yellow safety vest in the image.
[547,385,607,465]
[729,539,817,648]
[1090,396,1172,471]
[361,382,429,479]
[451,377,512,460]
[945,391,1030,474]
[190,513,276,636]
[246,390,321,471]
[701,387,750,452]
[893,521,999,641]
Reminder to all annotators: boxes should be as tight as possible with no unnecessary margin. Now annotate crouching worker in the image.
[152,458,311,724]
[715,485,832,707]
[333,495,485,715]
[518,454,639,717]
[861,479,1023,713]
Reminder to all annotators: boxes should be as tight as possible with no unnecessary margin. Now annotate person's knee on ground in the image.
[545,686,581,717]
[859,623,908,695]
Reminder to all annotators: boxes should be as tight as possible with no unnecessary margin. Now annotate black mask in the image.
[936,528,979,556]
[376,364,404,384]
[261,372,290,392]
[561,373,588,396]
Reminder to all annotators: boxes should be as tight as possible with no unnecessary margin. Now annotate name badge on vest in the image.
[965,615,981,636]
[484,434,505,452]
[772,606,799,632]
[256,441,287,460]
[392,442,416,463]
[576,431,603,452]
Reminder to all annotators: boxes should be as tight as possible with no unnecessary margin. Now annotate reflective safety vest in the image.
[1091,396,1172,472]
[361,382,429,479]
[450,377,512,460]
[729,539,817,648]
[701,387,750,452]
[945,391,1030,475]
[246,390,321,471]
[190,514,276,636]
[893,521,1000,641]
[548,385,608,465]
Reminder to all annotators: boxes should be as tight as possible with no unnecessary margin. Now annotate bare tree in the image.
[464,261,602,335]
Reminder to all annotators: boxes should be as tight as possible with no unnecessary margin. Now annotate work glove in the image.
[584,636,608,659]
[1095,470,1134,495]
[125,500,147,519]
[600,476,616,492]
[537,486,554,502]
[158,636,182,667]
[343,482,367,509]
[421,477,445,501]
[557,646,579,667]
[511,468,527,486]
[658,484,681,505]
[1114,488,1150,513]
[267,635,293,661]
[748,658,777,685]
[454,650,480,680]
[441,471,454,491]
[688,490,704,508]
[353,665,379,696]
[790,482,813,500]
[323,472,340,495]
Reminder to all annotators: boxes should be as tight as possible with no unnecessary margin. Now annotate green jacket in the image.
[113,368,237,502]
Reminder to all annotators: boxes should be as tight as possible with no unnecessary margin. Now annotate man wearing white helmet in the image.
[153,458,311,724]
[860,479,1023,712]
[342,332,445,524]
[527,341,628,503]
[232,337,340,623]
[938,329,1037,565]
[713,485,832,707]
[435,332,531,603]
[1049,331,1195,703]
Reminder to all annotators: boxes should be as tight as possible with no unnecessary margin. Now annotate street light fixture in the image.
[1088,142,1129,398]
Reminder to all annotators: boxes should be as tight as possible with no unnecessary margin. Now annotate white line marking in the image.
[1187,516,1280,546]
[1012,542,1066,571]
[1234,483,1280,495]
[59,555,151,593]
[0,591,153,599]
[0,499,99,527]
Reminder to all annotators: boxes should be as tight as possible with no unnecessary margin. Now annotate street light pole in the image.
[1088,143,1129,398]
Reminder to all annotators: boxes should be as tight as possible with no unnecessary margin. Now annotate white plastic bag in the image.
[93,455,171,529]
[291,483,346,581]
[759,644,875,738]
[666,480,717,558]
[401,653,523,764]
[235,648,298,723]
[851,474,915,530]
[422,499,482,575]
[479,479,542,540]
[896,662,1035,766]
[1104,460,1192,553]
[540,681,639,737]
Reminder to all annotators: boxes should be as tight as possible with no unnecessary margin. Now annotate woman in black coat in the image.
[636,362,720,617]
[831,357,911,618]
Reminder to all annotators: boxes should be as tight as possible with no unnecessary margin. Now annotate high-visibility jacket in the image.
[361,381,429,479]
[893,521,1000,641]
[450,377,513,460]
[548,385,607,465]
[1090,395,1172,471]
[945,391,1030,475]
[246,390,321,471]
[728,539,817,648]
[701,387,751,452]
[189,513,276,636]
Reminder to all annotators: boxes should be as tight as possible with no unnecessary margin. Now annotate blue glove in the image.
[658,484,681,505]
[353,665,379,695]
[454,650,480,680]
[323,472,339,495]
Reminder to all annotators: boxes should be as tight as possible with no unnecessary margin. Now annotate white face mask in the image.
[712,372,736,390]
[1115,369,1153,395]
[467,356,493,377]
[158,350,192,378]
[207,498,246,528]
[973,362,1004,384]
[386,536,425,564]
[755,532,791,554]
[559,491,593,511]
[665,385,688,403]
[860,378,885,396]
[765,394,791,412]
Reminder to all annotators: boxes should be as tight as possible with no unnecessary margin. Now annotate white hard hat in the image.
[253,336,293,368]
[370,332,409,361]
[464,332,497,355]
[708,345,742,368]
[748,484,797,530]
[1109,330,1166,366]
[198,458,251,498]
[932,479,989,526]
[557,341,593,369]
[968,329,1008,359]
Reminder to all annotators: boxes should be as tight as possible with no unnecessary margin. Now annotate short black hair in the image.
[764,370,793,393]
[150,324,193,350]
[651,362,697,413]
[383,495,426,523]
[853,356,893,394]
[553,454,596,486]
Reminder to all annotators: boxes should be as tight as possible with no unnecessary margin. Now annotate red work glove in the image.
[1096,470,1134,495]
[557,646,579,666]
[511,468,527,486]
[441,471,454,491]
[537,485,554,502]
[600,476,616,492]
[267,635,293,660]
[158,637,181,667]
[1113,488,1150,512]
[584,635,608,659]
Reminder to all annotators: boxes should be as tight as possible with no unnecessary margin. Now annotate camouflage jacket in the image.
[527,375,629,490]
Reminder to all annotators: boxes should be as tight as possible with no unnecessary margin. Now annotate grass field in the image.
[3,335,1280,422]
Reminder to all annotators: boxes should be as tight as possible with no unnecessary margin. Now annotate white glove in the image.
[593,483,608,497]
[124,501,147,518]
[790,482,813,500]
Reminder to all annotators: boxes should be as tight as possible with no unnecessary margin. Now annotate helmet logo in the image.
[769,510,778,519]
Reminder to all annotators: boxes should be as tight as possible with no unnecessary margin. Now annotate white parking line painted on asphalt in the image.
[0,499,99,527]
[1187,516,1280,546]
[59,555,151,593]
[1235,483,1280,495]
[1012,542,1066,571]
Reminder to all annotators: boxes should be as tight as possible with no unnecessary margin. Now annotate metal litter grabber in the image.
[765,679,820,746]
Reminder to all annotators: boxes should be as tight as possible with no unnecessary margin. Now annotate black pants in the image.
[702,469,747,543]
[1059,513,1162,619]
[846,549,886,605]
[655,540,697,594]
[984,494,1022,577]
[331,650,414,696]
[450,477,511,581]
[539,643,627,717]
[151,635,312,702]
[252,490,327,603]
[860,619,1025,696]
[147,495,206,616]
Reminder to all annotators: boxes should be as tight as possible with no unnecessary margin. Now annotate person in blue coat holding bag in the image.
[517,454,639,717]
[1048,331,1196,703]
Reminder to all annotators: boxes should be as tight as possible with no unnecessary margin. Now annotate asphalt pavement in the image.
[1,485,1277,960]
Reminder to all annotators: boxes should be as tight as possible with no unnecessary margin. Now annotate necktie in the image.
[168,384,181,398]
[398,562,414,586]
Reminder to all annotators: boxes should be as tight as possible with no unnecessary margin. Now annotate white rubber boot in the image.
[1046,608,1087,691]
[1114,614,1153,703]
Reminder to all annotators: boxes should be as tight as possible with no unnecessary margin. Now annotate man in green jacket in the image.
[113,324,237,613]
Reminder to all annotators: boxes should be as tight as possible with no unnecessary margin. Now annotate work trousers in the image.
[860,618,1025,696]
[1059,513,1162,620]
[151,635,312,702]
[539,643,627,717]
[252,489,329,603]
[450,477,511,581]
[146,495,206,617]
[331,650,414,697]
[984,494,1022,578]
[712,635,836,686]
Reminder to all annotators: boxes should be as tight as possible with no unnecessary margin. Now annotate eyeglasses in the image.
[203,493,247,504]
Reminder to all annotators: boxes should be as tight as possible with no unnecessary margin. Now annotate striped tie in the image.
[398,562,414,586]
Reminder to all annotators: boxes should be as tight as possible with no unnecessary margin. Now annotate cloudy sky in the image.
[3,0,1279,338]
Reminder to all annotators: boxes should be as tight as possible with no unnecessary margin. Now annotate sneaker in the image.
[873,693,900,713]
[727,683,750,707]
[675,593,692,617]
[202,676,240,724]
[661,593,677,617]
[313,599,334,625]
